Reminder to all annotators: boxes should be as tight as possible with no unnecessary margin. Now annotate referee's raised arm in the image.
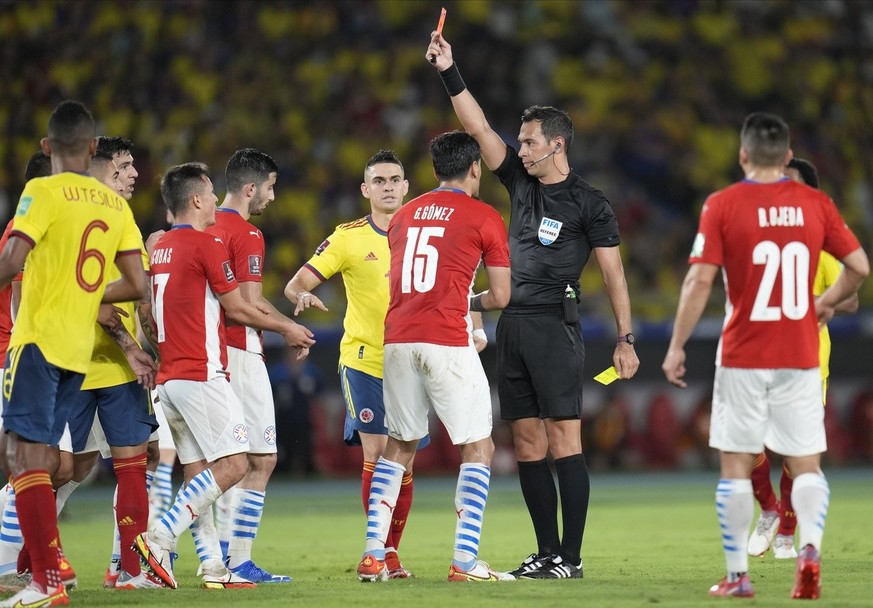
[426,32,507,171]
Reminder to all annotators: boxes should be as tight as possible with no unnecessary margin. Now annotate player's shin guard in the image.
[226,489,265,569]
[452,463,490,569]
[715,478,754,576]
[113,453,148,576]
[364,458,404,557]
[791,473,829,552]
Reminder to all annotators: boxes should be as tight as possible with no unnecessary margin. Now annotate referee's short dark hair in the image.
[787,158,819,189]
[47,100,96,155]
[161,162,210,216]
[522,105,573,149]
[430,131,481,182]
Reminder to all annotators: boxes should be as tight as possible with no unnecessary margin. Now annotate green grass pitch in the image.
[44,469,872,606]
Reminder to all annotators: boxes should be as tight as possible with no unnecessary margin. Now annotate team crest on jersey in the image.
[232,424,249,443]
[248,255,262,276]
[359,408,375,424]
[538,217,562,245]
[264,425,276,445]
[315,239,330,256]
[690,233,705,258]
[223,261,236,283]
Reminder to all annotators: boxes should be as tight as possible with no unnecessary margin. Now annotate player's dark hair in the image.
[430,131,481,182]
[741,112,790,167]
[225,148,278,193]
[24,151,51,181]
[96,136,133,159]
[47,100,96,155]
[522,105,574,149]
[161,162,210,216]
[787,157,819,189]
[364,150,404,178]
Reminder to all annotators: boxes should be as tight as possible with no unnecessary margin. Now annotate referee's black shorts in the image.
[496,310,585,421]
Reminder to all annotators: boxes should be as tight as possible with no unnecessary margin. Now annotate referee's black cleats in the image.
[509,553,552,578]
[516,554,583,580]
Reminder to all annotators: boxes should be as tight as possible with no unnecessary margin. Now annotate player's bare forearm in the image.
[669,265,716,351]
[137,300,160,357]
[99,318,138,354]
[285,269,328,316]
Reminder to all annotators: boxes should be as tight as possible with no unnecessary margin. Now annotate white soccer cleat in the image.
[201,566,256,589]
[0,583,68,607]
[447,560,515,582]
[115,570,167,589]
[773,534,798,559]
[748,511,779,557]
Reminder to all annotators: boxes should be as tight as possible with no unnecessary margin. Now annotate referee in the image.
[427,32,640,580]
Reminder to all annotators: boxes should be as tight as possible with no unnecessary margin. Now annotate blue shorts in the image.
[2,343,84,445]
[339,365,429,449]
[68,381,158,453]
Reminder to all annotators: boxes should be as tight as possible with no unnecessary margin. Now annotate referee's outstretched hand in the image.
[426,31,453,72]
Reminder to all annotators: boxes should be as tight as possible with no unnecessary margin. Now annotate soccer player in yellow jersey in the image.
[0,101,147,607]
[284,150,422,578]
[747,158,859,560]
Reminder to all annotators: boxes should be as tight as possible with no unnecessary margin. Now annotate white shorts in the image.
[78,417,111,459]
[383,342,493,445]
[57,423,73,453]
[227,347,277,454]
[156,377,250,465]
[710,366,826,457]
[150,390,176,450]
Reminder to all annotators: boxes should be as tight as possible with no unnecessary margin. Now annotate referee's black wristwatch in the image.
[617,333,635,345]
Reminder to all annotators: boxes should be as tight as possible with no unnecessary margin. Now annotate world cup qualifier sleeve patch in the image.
[315,239,330,256]
[248,255,262,276]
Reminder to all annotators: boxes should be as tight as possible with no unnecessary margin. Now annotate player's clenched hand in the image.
[125,346,157,389]
[97,304,128,331]
[661,348,687,388]
[294,291,328,316]
[282,322,316,350]
[426,32,453,71]
[614,343,640,381]
[814,295,836,330]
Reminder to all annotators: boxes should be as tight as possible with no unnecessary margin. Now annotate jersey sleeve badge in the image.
[248,255,262,275]
[223,261,236,283]
[315,239,330,256]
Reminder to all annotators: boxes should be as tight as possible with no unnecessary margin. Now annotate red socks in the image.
[362,463,413,551]
[778,464,797,536]
[750,453,779,512]
[13,470,61,591]
[113,453,148,576]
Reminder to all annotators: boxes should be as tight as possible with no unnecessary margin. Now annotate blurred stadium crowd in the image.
[2,1,873,473]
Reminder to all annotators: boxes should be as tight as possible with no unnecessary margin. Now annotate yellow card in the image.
[594,366,620,385]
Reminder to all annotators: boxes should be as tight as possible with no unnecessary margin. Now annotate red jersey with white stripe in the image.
[150,225,238,383]
[385,188,510,346]
[689,179,860,368]
[205,208,265,354]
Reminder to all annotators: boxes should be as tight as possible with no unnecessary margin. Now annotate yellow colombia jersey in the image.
[81,247,149,390]
[304,216,389,378]
[10,173,143,374]
[815,251,842,381]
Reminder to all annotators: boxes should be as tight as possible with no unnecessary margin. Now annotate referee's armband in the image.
[439,63,467,97]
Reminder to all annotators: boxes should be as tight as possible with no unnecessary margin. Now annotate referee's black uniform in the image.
[493,144,621,421]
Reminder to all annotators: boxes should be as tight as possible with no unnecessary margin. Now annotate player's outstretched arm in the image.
[219,287,316,350]
[284,267,328,317]
[426,32,507,171]
[97,303,157,388]
[104,252,148,303]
